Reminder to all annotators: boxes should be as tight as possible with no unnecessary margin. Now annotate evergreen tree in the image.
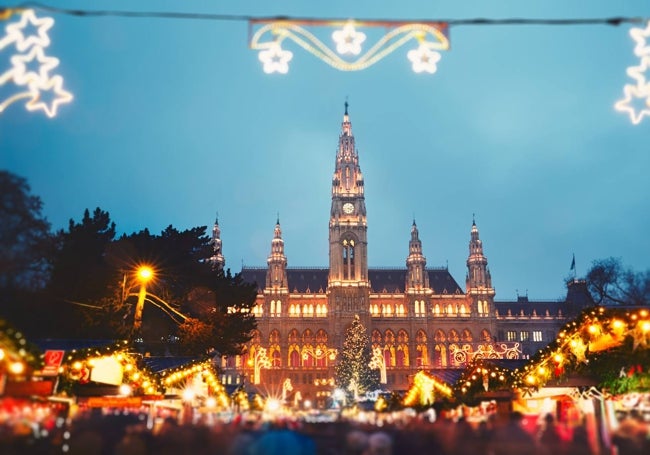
[335,315,379,400]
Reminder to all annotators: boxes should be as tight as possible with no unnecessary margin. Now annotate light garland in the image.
[403,370,452,407]
[615,20,650,124]
[512,306,650,392]
[249,20,449,74]
[0,8,72,117]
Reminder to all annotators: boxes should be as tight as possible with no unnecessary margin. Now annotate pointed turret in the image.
[208,213,225,271]
[266,216,288,290]
[466,216,495,315]
[406,219,430,291]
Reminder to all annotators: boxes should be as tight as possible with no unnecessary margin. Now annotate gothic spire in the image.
[267,218,288,290]
[466,216,493,291]
[208,213,225,271]
[406,219,429,291]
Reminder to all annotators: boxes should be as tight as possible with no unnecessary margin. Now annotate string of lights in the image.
[1,4,649,122]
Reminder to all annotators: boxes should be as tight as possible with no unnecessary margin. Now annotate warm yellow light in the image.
[612,320,624,329]
[641,321,650,333]
[119,384,132,396]
[553,353,563,363]
[72,361,82,371]
[9,361,25,375]
[538,367,546,375]
[0,348,4,361]
[526,375,536,385]
[588,325,598,334]
[124,363,133,372]
[137,266,154,282]
[206,397,217,408]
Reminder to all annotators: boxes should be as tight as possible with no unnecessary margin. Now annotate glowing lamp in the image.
[0,348,5,361]
[137,266,153,282]
[9,361,25,374]
[641,321,650,333]
[182,388,195,402]
[119,384,132,396]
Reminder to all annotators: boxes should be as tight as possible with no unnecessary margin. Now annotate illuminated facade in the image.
[215,104,592,403]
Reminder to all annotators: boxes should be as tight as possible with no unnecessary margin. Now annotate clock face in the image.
[343,202,354,214]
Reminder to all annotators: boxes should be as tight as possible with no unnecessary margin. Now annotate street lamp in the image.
[132,265,154,337]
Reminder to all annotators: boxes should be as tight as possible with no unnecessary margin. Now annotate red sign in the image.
[42,350,65,376]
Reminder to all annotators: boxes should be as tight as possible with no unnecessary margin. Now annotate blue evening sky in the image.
[1,1,648,301]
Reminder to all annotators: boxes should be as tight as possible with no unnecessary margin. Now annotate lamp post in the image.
[369,346,387,384]
[132,265,153,337]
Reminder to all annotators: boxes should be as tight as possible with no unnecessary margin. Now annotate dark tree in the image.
[43,208,117,337]
[178,269,258,355]
[49,208,117,303]
[335,315,379,400]
[587,257,649,306]
[0,171,51,290]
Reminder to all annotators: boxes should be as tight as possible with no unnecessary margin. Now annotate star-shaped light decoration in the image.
[2,9,54,52]
[614,82,650,125]
[9,46,60,85]
[630,20,650,57]
[25,75,73,118]
[332,22,366,56]
[626,55,650,88]
[407,43,442,74]
[258,42,293,74]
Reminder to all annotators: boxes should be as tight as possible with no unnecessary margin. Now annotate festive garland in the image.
[0,318,43,371]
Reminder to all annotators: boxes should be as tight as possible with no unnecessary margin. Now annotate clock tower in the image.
[328,102,370,330]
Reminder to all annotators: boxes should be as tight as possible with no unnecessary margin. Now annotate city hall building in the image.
[213,104,592,403]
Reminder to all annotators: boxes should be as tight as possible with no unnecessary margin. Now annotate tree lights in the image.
[0,8,72,117]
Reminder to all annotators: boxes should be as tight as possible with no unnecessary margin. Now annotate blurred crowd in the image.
[1,405,649,455]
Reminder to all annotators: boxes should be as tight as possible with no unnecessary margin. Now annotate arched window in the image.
[342,238,356,280]
[288,346,300,367]
[269,330,280,344]
[384,330,396,367]
[434,329,446,342]
[288,329,299,343]
[434,344,448,368]
[462,329,473,342]
[434,303,441,315]
[372,329,382,344]
[481,329,492,342]
[449,329,460,342]
[416,330,428,367]
[397,330,409,367]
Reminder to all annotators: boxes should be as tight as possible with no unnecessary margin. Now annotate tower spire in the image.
[406,219,429,291]
[466,216,495,314]
[266,218,288,290]
[208,213,225,271]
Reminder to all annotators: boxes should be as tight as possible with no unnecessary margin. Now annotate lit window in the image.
[520,331,530,342]
[506,331,517,341]
[533,331,543,342]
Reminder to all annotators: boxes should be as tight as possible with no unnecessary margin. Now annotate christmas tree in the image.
[335,315,379,400]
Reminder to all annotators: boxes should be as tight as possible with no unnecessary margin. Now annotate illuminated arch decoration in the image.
[512,306,650,394]
[615,20,650,124]
[249,19,449,74]
[0,8,72,117]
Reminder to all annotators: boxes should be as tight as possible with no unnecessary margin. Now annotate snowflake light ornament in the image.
[407,43,442,74]
[332,22,366,56]
[258,42,293,74]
